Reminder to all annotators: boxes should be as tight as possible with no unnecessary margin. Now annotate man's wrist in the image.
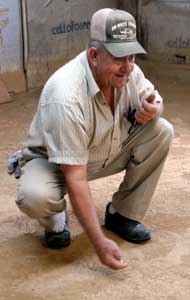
[92,233,107,250]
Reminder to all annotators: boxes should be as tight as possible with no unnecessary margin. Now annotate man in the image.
[15,8,174,270]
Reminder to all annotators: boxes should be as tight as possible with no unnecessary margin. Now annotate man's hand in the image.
[94,236,127,270]
[135,93,163,125]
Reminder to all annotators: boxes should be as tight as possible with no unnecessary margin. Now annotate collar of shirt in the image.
[80,51,102,98]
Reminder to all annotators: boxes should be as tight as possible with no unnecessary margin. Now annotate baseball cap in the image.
[90,8,146,57]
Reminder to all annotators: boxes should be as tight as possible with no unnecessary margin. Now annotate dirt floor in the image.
[0,69,190,300]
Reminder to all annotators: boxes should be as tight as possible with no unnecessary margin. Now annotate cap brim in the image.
[104,41,146,58]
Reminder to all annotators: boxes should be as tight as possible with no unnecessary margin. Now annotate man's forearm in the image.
[61,165,105,247]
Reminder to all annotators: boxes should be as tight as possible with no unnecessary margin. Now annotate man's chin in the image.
[115,79,127,88]
[119,75,128,85]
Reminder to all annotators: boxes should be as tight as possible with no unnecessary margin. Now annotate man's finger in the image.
[146,94,156,103]
[108,257,128,270]
[142,100,157,114]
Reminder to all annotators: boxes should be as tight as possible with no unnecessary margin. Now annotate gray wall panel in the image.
[0,0,25,93]
[26,0,118,88]
[118,0,137,18]
[140,0,190,64]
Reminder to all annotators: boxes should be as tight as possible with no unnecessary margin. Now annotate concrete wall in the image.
[139,0,190,65]
[0,0,119,95]
[1,0,189,96]
[0,0,25,97]
[26,0,118,89]
[118,0,137,18]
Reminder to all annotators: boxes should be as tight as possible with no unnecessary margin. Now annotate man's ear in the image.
[88,47,98,66]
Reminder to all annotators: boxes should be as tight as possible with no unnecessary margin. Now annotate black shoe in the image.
[45,229,71,249]
[105,202,151,244]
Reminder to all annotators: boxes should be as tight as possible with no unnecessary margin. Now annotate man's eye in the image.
[128,55,135,62]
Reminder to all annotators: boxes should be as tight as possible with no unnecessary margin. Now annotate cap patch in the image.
[111,21,136,41]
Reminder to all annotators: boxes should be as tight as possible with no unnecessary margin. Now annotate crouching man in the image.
[14,8,174,270]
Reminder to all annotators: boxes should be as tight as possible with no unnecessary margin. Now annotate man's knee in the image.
[16,185,50,218]
[133,118,174,163]
[155,118,174,148]
[16,179,66,219]
[16,158,66,219]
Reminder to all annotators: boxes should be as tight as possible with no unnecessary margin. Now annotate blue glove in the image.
[7,150,22,179]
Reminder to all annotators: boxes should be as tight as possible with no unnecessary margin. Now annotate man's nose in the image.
[121,57,134,74]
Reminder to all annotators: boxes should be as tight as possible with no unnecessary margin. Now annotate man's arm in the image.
[61,164,127,270]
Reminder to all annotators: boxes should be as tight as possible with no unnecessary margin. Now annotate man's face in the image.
[93,48,135,90]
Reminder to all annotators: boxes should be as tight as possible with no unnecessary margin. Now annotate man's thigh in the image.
[16,158,67,217]
[86,117,173,181]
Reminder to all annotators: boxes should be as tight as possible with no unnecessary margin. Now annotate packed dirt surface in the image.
[0,71,190,300]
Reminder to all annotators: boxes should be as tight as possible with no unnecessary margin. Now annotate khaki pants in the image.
[16,118,174,232]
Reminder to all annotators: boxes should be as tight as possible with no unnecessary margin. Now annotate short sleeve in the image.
[40,102,90,165]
